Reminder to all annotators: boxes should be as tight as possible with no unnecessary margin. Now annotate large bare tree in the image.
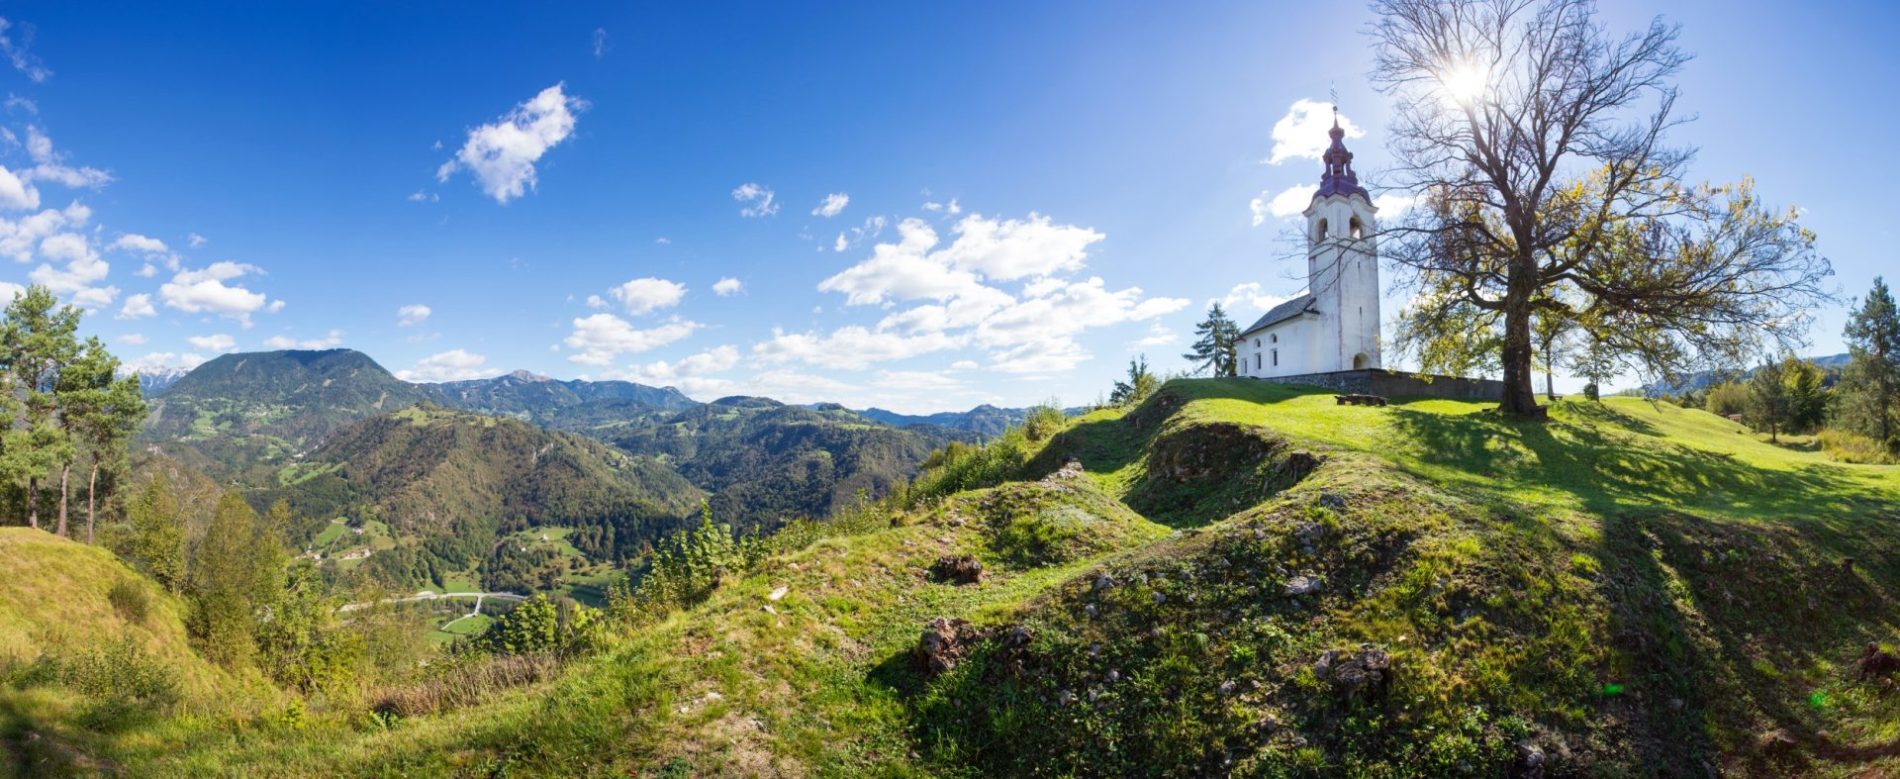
[1370,0,1831,417]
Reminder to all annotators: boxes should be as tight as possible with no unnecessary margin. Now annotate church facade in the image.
[1238,115,1382,379]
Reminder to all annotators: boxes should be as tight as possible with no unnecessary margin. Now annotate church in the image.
[1237,113,1383,379]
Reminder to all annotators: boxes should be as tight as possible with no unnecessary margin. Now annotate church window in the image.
[1271,349,1279,367]
[1254,353,1261,370]
[1253,338,1260,347]
[1350,217,1363,239]
[1270,333,1277,344]
[1314,219,1328,241]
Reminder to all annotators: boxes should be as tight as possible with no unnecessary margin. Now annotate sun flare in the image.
[1437,60,1491,108]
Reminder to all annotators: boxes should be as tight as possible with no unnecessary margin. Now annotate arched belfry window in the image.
[1350,218,1363,239]
[1314,219,1328,242]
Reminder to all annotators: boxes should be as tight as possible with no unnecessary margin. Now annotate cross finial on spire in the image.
[1329,82,1339,127]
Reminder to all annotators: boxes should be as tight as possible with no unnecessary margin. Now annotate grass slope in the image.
[25,380,1900,776]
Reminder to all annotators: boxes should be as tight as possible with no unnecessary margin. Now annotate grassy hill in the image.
[267,404,705,589]
[0,529,250,777]
[23,380,1900,776]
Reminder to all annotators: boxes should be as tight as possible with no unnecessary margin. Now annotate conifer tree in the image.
[1745,359,1790,442]
[1182,303,1238,377]
[1,287,81,530]
[1110,355,1158,406]
[1840,277,1900,447]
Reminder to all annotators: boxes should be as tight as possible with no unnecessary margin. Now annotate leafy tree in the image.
[1532,304,1575,401]
[119,478,187,593]
[482,594,603,656]
[55,337,145,543]
[1182,303,1238,377]
[1783,357,1827,433]
[187,492,287,667]
[1,286,81,530]
[1745,360,1790,442]
[1704,382,1748,418]
[1839,277,1900,448]
[1110,355,1159,407]
[1369,0,1832,418]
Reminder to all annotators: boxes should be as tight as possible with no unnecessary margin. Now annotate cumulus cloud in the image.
[0,201,88,260]
[615,345,739,387]
[263,329,343,349]
[562,314,698,366]
[1266,98,1363,165]
[1130,323,1177,349]
[118,333,146,345]
[187,233,206,248]
[406,190,439,203]
[731,182,778,217]
[20,126,110,189]
[0,18,51,83]
[754,326,964,371]
[1372,192,1416,215]
[922,198,962,215]
[187,333,236,352]
[712,277,743,296]
[608,277,686,315]
[811,192,849,218]
[1251,184,1318,225]
[396,349,496,382]
[110,233,168,255]
[832,215,887,253]
[28,231,116,308]
[118,292,155,319]
[437,83,585,204]
[1222,282,1292,312]
[397,303,431,326]
[158,261,277,326]
[0,164,36,210]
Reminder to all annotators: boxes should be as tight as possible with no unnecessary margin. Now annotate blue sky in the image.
[0,1,1894,413]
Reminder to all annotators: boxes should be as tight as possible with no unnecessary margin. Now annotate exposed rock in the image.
[1278,450,1324,482]
[767,585,789,601]
[1092,573,1116,592]
[1318,492,1348,511]
[930,554,985,585]
[1314,644,1392,699]
[914,617,982,677]
[1283,574,1322,597]
[1510,741,1546,779]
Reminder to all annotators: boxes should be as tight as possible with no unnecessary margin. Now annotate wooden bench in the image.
[1334,393,1388,407]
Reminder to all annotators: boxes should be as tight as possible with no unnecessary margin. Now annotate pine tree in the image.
[1182,303,1239,377]
[1,286,81,531]
[121,477,187,593]
[188,491,287,667]
[1782,357,1827,434]
[1840,277,1900,448]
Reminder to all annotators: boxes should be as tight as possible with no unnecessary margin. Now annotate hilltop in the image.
[20,378,1896,776]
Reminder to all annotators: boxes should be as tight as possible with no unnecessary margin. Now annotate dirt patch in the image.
[1126,421,1317,526]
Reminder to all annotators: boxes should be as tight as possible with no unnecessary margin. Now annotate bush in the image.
[1819,428,1900,464]
[1023,402,1067,442]
[1582,383,1600,401]
[909,427,1035,505]
[10,638,181,711]
[1705,382,1747,417]
[480,594,605,657]
[108,579,152,626]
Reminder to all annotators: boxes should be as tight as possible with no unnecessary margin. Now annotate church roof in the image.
[1238,293,1315,336]
[1313,112,1369,202]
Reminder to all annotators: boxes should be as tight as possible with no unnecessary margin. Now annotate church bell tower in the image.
[1303,109,1382,371]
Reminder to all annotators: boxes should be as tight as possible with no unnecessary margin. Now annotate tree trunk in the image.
[1498,268,1545,419]
[26,476,38,530]
[57,463,70,537]
[86,463,99,545]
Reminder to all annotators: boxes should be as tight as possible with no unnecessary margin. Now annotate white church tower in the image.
[1238,109,1382,377]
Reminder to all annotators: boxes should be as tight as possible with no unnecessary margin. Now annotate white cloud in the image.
[832,215,887,253]
[0,201,88,261]
[187,233,207,248]
[0,164,36,210]
[0,18,51,83]
[615,344,739,386]
[0,280,22,301]
[187,333,236,352]
[110,233,168,255]
[608,277,686,315]
[263,329,343,349]
[812,192,849,218]
[753,326,963,370]
[1131,323,1177,349]
[124,352,206,376]
[922,198,962,215]
[1267,99,1363,165]
[118,293,155,319]
[437,83,585,204]
[406,190,439,203]
[1252,184,1318,225]
[731,182,778,217]
[1222,282,1292,312]
[397,303,432,326]
[28,231,116,308]
[654,236,671,245]
[119,333,146,345]
[396,349,496,382]
[563,314,698,365]
[1372,192,1416,216]
[712,277,743,296]
[988,338,1091,374]
[5,94,36,115]
[20,127,109,189]
[158,261,277,326]
[591,28,610,59]
[935,213,1103,281]
[873,369,963,391]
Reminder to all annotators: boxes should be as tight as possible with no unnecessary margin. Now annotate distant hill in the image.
[854,404,1030,437]
[265,404,704,587]
[1644,352,1851,395]
[436,369,698,423]
[593,396,964,530]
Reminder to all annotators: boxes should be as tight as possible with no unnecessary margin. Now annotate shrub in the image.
[108,579,152,626]
[480,594,604,657]
[1819,428,1900,464]
[14,638,181,711]
[1582,382,1600,401]
[1705,382,1747,417]
[370,652,561,717]
[1023,402,1067,442]
[909,427,1035,505]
